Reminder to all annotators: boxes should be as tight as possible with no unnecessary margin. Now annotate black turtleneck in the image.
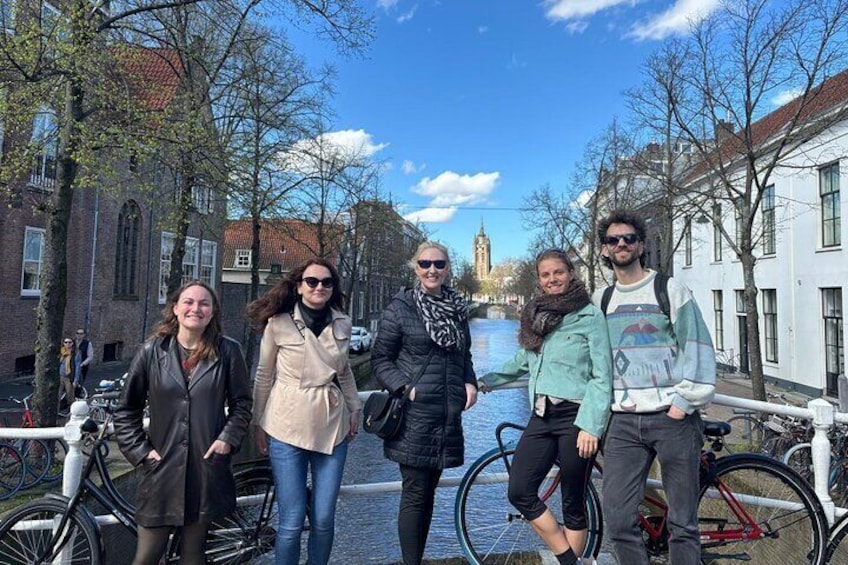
[299,301,331,337]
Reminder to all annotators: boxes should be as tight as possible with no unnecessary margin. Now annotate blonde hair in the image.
[408,240,452,273]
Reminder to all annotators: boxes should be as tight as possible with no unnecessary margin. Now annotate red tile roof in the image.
[223,219,340,271]
[116,47,183,111]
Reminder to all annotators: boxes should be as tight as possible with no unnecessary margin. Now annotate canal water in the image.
[333,317,533,563]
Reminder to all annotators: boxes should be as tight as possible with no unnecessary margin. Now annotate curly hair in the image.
[154,280,222,362]
[245,258,346,333]
[597,209,647,269]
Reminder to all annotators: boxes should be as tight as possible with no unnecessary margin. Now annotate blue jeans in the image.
[602,411,704,565]
[268,437,348,565]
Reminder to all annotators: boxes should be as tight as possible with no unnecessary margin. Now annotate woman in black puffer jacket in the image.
[371,241,478,565]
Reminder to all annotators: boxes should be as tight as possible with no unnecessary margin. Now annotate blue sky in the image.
[288,0,724,265]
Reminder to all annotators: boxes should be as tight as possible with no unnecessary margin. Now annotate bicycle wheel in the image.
[0,496,102,564]
[168,464,277,564]
[455,446,602,564]
[761,435,797,460]
[826,510,848,564]
[783,443,814,484]
[830,457,848,509]
[17,439,51,488]
[42,439,68,483]
[725,415,768,453]
[698,453,827,565]
[0,442,25,500]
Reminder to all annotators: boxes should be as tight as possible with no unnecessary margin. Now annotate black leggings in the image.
[133,521,208,565]
[398,464,443,565]
[507,400,594,530]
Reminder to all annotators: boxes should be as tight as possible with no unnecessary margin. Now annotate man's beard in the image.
[609,250,641,268]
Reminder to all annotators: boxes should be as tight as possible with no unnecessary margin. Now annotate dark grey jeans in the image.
[602,411,704,565]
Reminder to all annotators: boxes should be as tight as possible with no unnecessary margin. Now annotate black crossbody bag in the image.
[363,350,435,440]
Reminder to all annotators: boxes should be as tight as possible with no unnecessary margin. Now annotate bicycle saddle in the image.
[703,420,731,437]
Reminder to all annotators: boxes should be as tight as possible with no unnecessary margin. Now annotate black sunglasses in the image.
[417,259,447,270]
[602,233,640,246]
[63,340,73,344]
[302,276,334,289]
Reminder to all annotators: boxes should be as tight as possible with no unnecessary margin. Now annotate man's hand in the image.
[667,405,687,420]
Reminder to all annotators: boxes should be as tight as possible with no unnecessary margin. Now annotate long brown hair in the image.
[154,280,222,361]
[245,258,345,333]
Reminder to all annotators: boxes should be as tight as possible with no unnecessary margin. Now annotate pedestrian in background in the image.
[114,280,252,565]
[247,258,360,565]
[73,328,94,389]
[371,241,478,565]
[58,337,75,409]
[479,248,612,565]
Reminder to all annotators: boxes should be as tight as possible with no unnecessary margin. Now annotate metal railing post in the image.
[62,400,88,498]
[809,398,835,525]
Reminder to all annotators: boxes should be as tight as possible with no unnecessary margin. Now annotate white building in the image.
[672,74,847,398]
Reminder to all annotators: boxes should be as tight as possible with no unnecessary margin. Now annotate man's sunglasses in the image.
[302,277,334,289]
[602,234,640,246]
[417,260,447,270]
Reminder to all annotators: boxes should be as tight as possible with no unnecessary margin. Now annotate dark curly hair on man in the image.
[597,209,647,269]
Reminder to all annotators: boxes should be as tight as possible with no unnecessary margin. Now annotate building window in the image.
[762,185,775,255]
[823,288,844,397]
[684,217,692,267]
[114,201,141,297]
[30,107,57,189]
[159,233,217,303]
[2,0,14,32]
[192,185,213,215]
[713,204,722,262]
[820,162,841,247]
[235,250,251,268]
[713,290,724,351]
[762,289,778,363]
[735,198,744,250]
[21,226,45,296]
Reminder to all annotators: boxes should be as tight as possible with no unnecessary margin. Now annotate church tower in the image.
[473,220,491,280]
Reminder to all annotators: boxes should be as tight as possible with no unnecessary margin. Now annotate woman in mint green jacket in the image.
[480,249,612,565]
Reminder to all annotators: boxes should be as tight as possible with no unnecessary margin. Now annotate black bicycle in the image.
[0,415,277,564]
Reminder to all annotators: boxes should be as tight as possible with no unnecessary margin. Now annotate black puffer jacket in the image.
[371,288,477,470]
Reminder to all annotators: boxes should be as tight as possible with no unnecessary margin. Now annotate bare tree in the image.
[453,257,480,300]
[668,0,848,400]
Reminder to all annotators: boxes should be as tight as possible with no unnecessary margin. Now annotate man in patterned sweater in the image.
[592,209,716,565]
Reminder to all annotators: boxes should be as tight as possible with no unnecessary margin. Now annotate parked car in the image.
[349,326,372,354]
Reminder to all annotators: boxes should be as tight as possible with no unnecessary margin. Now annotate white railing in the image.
[0,381,844,529]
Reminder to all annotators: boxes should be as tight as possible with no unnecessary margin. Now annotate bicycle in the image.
[825,510,848,563]
[455,419,829,564]
[0,442,25,501]
[2,395,56,487]
[724,392,807,455]
[0,414,278,564]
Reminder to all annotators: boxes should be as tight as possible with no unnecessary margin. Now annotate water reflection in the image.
[334,318,530,563]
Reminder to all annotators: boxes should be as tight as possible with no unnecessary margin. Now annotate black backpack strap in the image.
[653,272,671,319]
[600,285,615,315]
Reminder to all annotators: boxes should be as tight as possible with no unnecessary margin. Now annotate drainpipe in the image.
[84,188,100,333]
[141,206,155,340]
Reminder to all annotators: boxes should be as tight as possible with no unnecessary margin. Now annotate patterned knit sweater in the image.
[592,270,716,414]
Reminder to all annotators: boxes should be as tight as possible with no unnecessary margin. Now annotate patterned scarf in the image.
[519,279,591,353]
[413,285,468,351]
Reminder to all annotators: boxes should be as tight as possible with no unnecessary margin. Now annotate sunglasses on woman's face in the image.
[417,259,447,270]
[302,277,334,289]
[63,340,73,345]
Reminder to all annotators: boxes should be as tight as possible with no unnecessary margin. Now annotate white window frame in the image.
[235,249,251,268]
[762,185,776,255]
[159,233,217,303]
[192,185,213,215]
[820,162,841,248]
[30,106,57,189]
[21,227,45,296]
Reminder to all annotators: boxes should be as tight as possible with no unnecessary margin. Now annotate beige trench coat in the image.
[252,305,361,454]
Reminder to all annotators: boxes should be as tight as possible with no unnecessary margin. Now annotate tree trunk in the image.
[244,217,262,372]
[741,254,766,401]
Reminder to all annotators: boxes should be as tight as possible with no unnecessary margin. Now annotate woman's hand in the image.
[477,380,492,394]
[146,449,162,462]
[576,431,599,459]
[464,382,478,411]
[348,410,360,440]
[204,439,232,459]
[253,426,268,456]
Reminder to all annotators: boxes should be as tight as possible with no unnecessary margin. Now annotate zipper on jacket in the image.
[441,350,448,468]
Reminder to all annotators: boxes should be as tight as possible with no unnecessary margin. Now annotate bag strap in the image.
[399,349,436,403]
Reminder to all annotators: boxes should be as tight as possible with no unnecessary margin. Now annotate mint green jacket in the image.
[480,304,613,438]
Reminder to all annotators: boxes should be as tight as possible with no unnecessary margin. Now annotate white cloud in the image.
[771,87,803,107]
[411,170,499,207]
[478,25,489,34]
[377,0,398,10]
[398,4,417,23]
[629,0,720,41]
[543,0,634,22]
[402,159,425,174]
[280,129,388,172]
[507,53,527,71]
[404,207,458,223]
[566,20,590,34]
[318,129,389,158]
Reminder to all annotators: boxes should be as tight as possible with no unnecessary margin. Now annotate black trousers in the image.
[397,464,443,565]
[507,400,594,529]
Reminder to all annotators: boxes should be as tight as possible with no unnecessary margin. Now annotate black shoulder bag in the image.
[363,350,435,440]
